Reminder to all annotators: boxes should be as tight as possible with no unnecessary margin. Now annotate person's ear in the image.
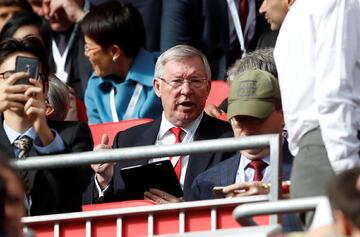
[288,0,295,9]
[333,209,352,236]
[153,78,161,97]
[45,104,54,117]
[110,45,122,62]
[205,79,211,99]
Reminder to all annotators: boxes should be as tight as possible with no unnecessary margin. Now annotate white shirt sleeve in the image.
[94,175,110,198]
[315,0,360,174]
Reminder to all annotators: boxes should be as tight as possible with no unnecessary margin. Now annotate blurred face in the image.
[84,35,116,77]
[0,6,24,30]
[27,0,81,32]
[153,56,211,127]
[1,169,25,237]
[12,25,43,43]
[230,109,283,160]
[259,0,290,31]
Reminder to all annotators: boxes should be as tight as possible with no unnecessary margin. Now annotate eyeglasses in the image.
[0,70,46,81]
[0,70,15,80]
[157,77,208,89]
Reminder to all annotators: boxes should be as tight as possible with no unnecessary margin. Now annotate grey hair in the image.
[154,44,211,80]
[227,48,277,84]
[47,74,70,121]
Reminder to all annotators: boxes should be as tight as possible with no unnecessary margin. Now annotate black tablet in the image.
[120,160,183,199]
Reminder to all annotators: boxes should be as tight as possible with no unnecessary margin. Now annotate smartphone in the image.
[212,186,226,198]
[14,56,39,85]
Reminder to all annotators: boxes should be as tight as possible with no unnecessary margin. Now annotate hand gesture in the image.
[204,103,224,119]
[222,181,270,198]
[24,78,54,146]
[144,188,183,204]
[49,0,85,23]
[0,72,30,113]
[91,134,114,189]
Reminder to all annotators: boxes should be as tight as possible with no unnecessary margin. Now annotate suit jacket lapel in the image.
[0,122,15,158]
[120,118,162,168]
[221,154,240,186]
[184,114,218,191]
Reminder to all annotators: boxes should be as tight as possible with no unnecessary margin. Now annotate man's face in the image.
[259,0,289,31]
[27,0,81,32]
[153,56,211,127]
[230,109,283,160]
[84,35,116,77]
[1,169,25,237]
[0,6,24,30]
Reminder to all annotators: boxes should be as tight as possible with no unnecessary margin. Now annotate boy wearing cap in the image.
[190,69,292,200]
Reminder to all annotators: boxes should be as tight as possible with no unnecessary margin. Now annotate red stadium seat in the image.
[206,80,229,107]
[82,200,155,211]
[89,119,153,146]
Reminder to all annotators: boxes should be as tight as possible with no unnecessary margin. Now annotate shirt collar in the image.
[241,153,271,170]
[158,112,204,140]
[125,48,158,87]
[3,120,36,144]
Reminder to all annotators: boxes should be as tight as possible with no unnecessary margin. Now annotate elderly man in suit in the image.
[84,45,234,204]
[0,37,93,215]
[191,69,291,200]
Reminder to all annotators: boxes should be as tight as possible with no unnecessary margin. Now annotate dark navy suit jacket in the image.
[82,114,235,204]
[190,142,293,201]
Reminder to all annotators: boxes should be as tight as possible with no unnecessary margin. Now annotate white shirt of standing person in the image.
[274,0,360,174]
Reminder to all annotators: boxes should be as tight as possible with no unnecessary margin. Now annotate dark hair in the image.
[0,37,49,80]
[327,167,360,229]
[80,1,145,58]
[0,12,52,53]
[0,0,32,10]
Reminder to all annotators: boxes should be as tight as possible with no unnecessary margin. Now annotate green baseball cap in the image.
[227,69,281,120]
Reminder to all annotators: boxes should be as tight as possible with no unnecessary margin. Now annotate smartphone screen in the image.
[14,56,39,85]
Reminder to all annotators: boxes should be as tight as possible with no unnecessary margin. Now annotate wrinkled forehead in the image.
[163,57,207,77]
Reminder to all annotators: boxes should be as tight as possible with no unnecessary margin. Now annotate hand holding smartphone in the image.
[14,56,39,85]
[212,186,226,198]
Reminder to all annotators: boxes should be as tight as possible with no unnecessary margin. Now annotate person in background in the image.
[80,1,162,124]
[205,48,277,118]
[160,0,270,81]
[0,12,79,122]
[0,37,93,215]
[26,0,92,102]
[0,0,31,30]
[0,11,52,66]
[274,0,360,227]
[0,158,25,237]
[191,69,291,200]
[45,74,70,121]
[82,45,234,204]
[326,168,360,237]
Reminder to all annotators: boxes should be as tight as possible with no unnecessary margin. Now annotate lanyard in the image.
[227,0,246,56]
[109,83,144,122]
[52,0,90,83]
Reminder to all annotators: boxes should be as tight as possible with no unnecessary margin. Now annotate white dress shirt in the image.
[274,0,360,174]
[95,113,203,196]
[235,155,271,183]
[150,112,203,189]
